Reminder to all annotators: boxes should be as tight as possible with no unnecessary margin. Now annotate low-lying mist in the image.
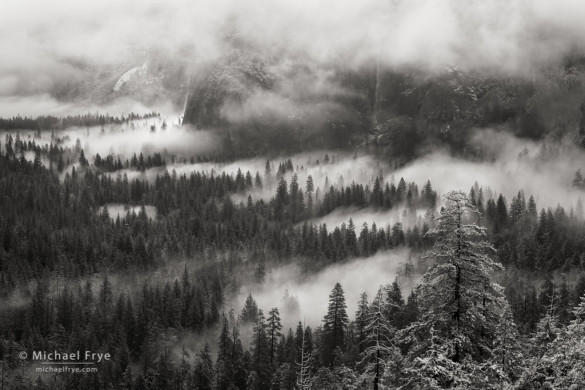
[305,206,428,232]
[99,152,382,195]
[393,129,585,210]
[8,116,584,218]
[0,247,419,361]
[40,124,585,216]
[97,203,157,220]
[1,121,221,162]
[231,249,415,330]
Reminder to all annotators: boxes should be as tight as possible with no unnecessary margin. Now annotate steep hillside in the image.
[182,45,373,154]
[182,46,585,159]
[183,51,275,129]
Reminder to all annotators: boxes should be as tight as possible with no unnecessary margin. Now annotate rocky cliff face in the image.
[48,51,189,111]
[183,51,275,129]
[181,41,585,157]
[181,40,374,154]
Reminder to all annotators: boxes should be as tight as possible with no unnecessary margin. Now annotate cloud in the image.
[1,0,585,103]
[0,94,176,117]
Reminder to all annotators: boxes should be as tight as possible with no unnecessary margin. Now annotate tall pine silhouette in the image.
[322,283,349,367]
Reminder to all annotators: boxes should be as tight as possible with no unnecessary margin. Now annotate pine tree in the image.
[401,327,472,389]
[322,283,349,367]
[516,294,585,389]
[267,308,282,365]
[491,292,523,386]
[403,291,419,327]
[573,169,584,189]
[400,190,504,386]
[290,174,302,222]
[79,149,88,167]
[251,310,270,389]
[306,175,314,194]
[360,287,396,390]
[57,154,64,172]
[178,345,192,389]
[346,218,358,255]
[552,295,585,387]
[527,195,538,226]
[296,322,314,390]
[396,178,407,202]
[264,160,271,178]
[241,293,259,323]
[216,315,235,390]
[275,178,289,220]
[355,292,369,353]
[385,280,405,329]
[99,275,114,315]
[422,180,437,209]
[255,172,263,188]
[494,194,508,233]
[533,285,561,358]
[33,149,42,169]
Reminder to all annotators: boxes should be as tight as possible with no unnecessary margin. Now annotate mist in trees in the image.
[2,116,585,389]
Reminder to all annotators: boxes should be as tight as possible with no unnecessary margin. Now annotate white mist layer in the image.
[231,249,412,329]
[97,203,157,220]
[306,206,428,231]
[6,120,585,214]
[392,130,585,210]
[1,121,220,161]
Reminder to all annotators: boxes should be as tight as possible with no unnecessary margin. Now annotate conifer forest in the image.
[2,1,585,389]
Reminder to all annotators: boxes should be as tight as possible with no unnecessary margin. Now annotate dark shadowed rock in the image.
[183,51,275,129]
